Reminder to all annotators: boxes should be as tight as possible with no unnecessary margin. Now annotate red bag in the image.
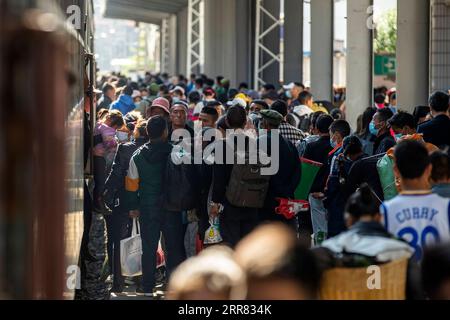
[275,198,310,220]
[196,234,204,254]
[156,241,166,268]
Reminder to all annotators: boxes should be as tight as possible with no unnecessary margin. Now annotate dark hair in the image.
[188,91,201,104]
[294,82,305,90]
[228,88,239,100]
[102,83,115,94]
[216,116,230,131]
[360,107,377,136]
[330,108,343,120]
[271,100,288,117]
[311,111,326,129]
[205,78,215,87]
[374,93,386,104]
[239,82,249,90]
[429,91,450,112]
[147,115,168,140]
[251,100,269,111]
[330,120,351,138]
[422,244,450,299]
[342,135,363,157]
[159,84,169,94]
[262,84,276,91]
[345,183,380,219]
[316,115,334,134]
[298,91,313,105]
[388,111,416,130]
[195,78,204,87]
[205,100,222,109]
[123,85,133,96]
[226,106,247,129]
[430,151,450,182]
[413,106,430,124]
[136,120,149,139]
[394,140,430,179]
[201,106,219,117]
[130,82,139,91]
[262,90,279,102]
[108,110,125,128]
[273,244,322,298]
[376,108,395,123]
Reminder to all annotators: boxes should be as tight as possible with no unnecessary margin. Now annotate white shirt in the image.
[381,193,450,260]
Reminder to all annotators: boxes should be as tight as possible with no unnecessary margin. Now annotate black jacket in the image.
[344,153,385,201]
[303,135,333,193]
[104,137,148,209]
[417,114,450,150]
[97,95,113,112]
[373,131,396,155]
[260,133,302,222]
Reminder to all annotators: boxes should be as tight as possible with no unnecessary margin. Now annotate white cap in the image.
[283,82,296,90]
[170,85,185,96]
[227,98,247,108]
[132,90,141,99]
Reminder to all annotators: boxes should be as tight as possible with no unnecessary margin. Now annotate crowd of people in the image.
[82,70,450,300]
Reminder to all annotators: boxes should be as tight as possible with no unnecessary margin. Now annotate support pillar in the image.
[177,7,188,76]
[346,0,373,129]
[204,0,253,87]
[284,0,303,84]
[397,0,429,111]
[310,0,333,101]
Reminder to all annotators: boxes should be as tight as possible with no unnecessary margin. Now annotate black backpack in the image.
[225,150,270,209]
[288,112,311,132]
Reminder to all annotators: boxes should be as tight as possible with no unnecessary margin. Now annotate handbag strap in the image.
[132,218,140,236]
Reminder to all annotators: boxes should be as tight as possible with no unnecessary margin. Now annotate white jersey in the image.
[381,193,450,260]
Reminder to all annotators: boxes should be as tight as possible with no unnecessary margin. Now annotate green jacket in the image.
[125,141,173,210]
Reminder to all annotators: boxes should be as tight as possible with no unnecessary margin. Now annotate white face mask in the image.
[117,131,129,143]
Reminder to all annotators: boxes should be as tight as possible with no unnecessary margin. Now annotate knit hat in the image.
[171,100,189,114]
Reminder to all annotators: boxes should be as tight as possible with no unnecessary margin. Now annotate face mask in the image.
[394,133,403,142]
[172,97,180,104]
[135,103,140,109]
[330,138,337,149]
[117,131,129,142]
[286,91,293,99]
[369,121,379,136]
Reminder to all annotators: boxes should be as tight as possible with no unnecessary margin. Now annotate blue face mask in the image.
[286,91,293,99]
[172,97,180,104]
[330,138,337,149]
[369,121,379,136]
[395,133,403,142]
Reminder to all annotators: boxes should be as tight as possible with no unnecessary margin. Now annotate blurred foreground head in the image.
[167,246,247,300]
[234,223,322,300]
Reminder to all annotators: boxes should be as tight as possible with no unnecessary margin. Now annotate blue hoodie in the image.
[109,94,135,115]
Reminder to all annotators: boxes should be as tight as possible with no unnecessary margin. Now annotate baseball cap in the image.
[170,85,185,96]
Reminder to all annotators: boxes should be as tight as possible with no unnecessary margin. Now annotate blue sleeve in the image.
[380,203,389,231]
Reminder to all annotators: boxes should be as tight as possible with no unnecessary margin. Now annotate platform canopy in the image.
[104,0,188,24]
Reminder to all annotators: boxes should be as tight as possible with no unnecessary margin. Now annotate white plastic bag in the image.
[204,217,223,245]
[120,218,143,277]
